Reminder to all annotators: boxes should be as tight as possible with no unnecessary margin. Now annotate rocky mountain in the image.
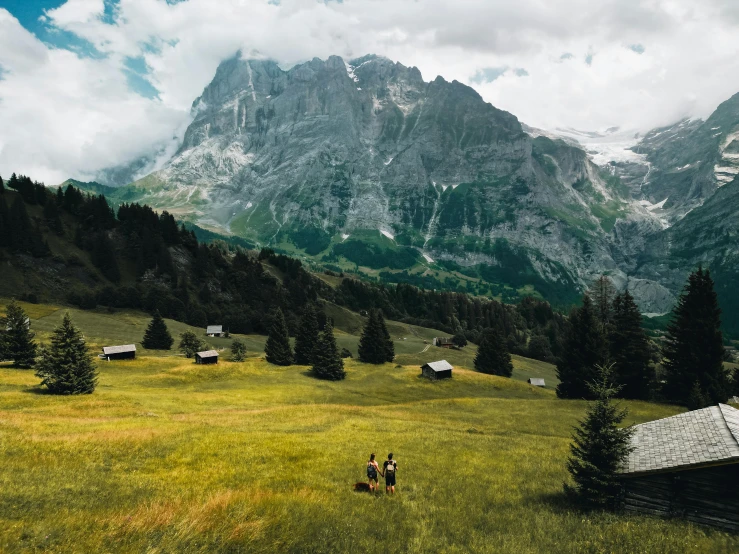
[88,53,677,309]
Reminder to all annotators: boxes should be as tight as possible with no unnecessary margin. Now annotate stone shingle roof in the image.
[621,404,739,476]
[102,344,136,355]
[528,378,546,387]
[206,325,223,334]
[423,360,453,372]
[196,350,219,358]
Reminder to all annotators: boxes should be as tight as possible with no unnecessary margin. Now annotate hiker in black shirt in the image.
[383,453,397,494]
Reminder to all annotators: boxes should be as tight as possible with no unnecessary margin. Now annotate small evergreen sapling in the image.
[474,327,513,377]
[565,364,634,509]
[3,299,37,368]
[312,322,345,381]
[179,330,205,358]
[265,308,293,366]
[35,313,97,394]
[142,311,174,350]
[231,338,247,362]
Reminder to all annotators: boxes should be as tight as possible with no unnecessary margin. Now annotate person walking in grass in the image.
[367,453,381,492]
[383,453,398,494]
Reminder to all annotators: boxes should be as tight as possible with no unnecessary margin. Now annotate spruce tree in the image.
[589,275,616,335]
[379,310,395,362]
[609,291,652,399]
[265,308,292,366]
[178,330,204,358]
[565,364,634,508]
[474,327,513,377]
[35,313,97,394]
[142,311,174,350]
[556,295,607,399]
[663,267,728,406]
[357,309,387,364]
[3,300,37,368]
[231,338,247,362]
[0,196,9,247]
[293,304,320,365]
[312,322,346,380]
[0,175,4,194]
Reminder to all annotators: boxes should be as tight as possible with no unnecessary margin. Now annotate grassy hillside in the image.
[1,304,737,552]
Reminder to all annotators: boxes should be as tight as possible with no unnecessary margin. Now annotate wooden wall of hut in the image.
[621,464,739,531]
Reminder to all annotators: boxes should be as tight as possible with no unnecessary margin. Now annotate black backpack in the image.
[367,461,377,479]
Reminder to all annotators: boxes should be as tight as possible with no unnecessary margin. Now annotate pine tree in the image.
[3,300,37,368]
[35,313,97,394]
[663,267,728,406]
[231,338,247,362]
[556,295,607,399]
[142,311,174,350]
[0,175,4,194]
[609,291,652,399]
[312,322,346,380]
[589,275,616,335]
[565,364,634,508]
[265,308,292,366]
[178,330,204,358]
[293,304,320,365]
[474,327,513,376]
[0,196,9,248]
[378,310,395,362]
[358,309,394,364]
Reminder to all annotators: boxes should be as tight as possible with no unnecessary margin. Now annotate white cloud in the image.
[1,0,739,184]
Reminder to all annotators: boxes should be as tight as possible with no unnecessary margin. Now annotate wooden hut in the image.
[195,350,219,364]
[100,344,136,360]
[619,403,739,531]
[528,378,545,387]
[432,337,455,349]
[206,325,224,337]
[421,360,453,380]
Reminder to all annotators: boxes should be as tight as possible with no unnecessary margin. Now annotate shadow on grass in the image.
[22,386,54,395]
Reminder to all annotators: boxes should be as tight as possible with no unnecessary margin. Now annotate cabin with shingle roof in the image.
[100,344,136,360]
[619,404,739,531]
[528,378,545,387]
[421,360,452,380]
[195,350,219,365]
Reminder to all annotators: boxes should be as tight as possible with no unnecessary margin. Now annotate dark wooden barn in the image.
[100,344,136,360]
[421,360,453,380]
[433,337,455,349]
[195,350,219,364]
[619,403,739,531]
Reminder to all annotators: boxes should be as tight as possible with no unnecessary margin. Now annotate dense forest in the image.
[0,174,567,362]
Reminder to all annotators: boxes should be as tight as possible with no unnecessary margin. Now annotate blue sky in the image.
[2,0,158,98]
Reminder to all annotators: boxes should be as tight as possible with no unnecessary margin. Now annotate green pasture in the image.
[1,302,737,552]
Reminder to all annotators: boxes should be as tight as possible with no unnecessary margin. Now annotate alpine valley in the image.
[65,54,739,321]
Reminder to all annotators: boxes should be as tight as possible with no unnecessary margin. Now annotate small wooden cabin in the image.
[528,378,545,387]
[100,344,136,360]
[619,403,739,531]
[195,350,219,364]
[421,360,453,380]
[433,337,455,349]
[206,325,224,337]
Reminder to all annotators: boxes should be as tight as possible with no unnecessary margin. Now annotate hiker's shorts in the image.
[385,473,396,487]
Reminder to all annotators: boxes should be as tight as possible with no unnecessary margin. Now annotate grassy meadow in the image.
[1,302,738,552]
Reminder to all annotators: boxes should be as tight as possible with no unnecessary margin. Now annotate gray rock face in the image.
[120,53,710,311]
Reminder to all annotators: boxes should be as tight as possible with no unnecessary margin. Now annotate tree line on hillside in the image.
[556,269,735,409]
[0,176,569,360]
